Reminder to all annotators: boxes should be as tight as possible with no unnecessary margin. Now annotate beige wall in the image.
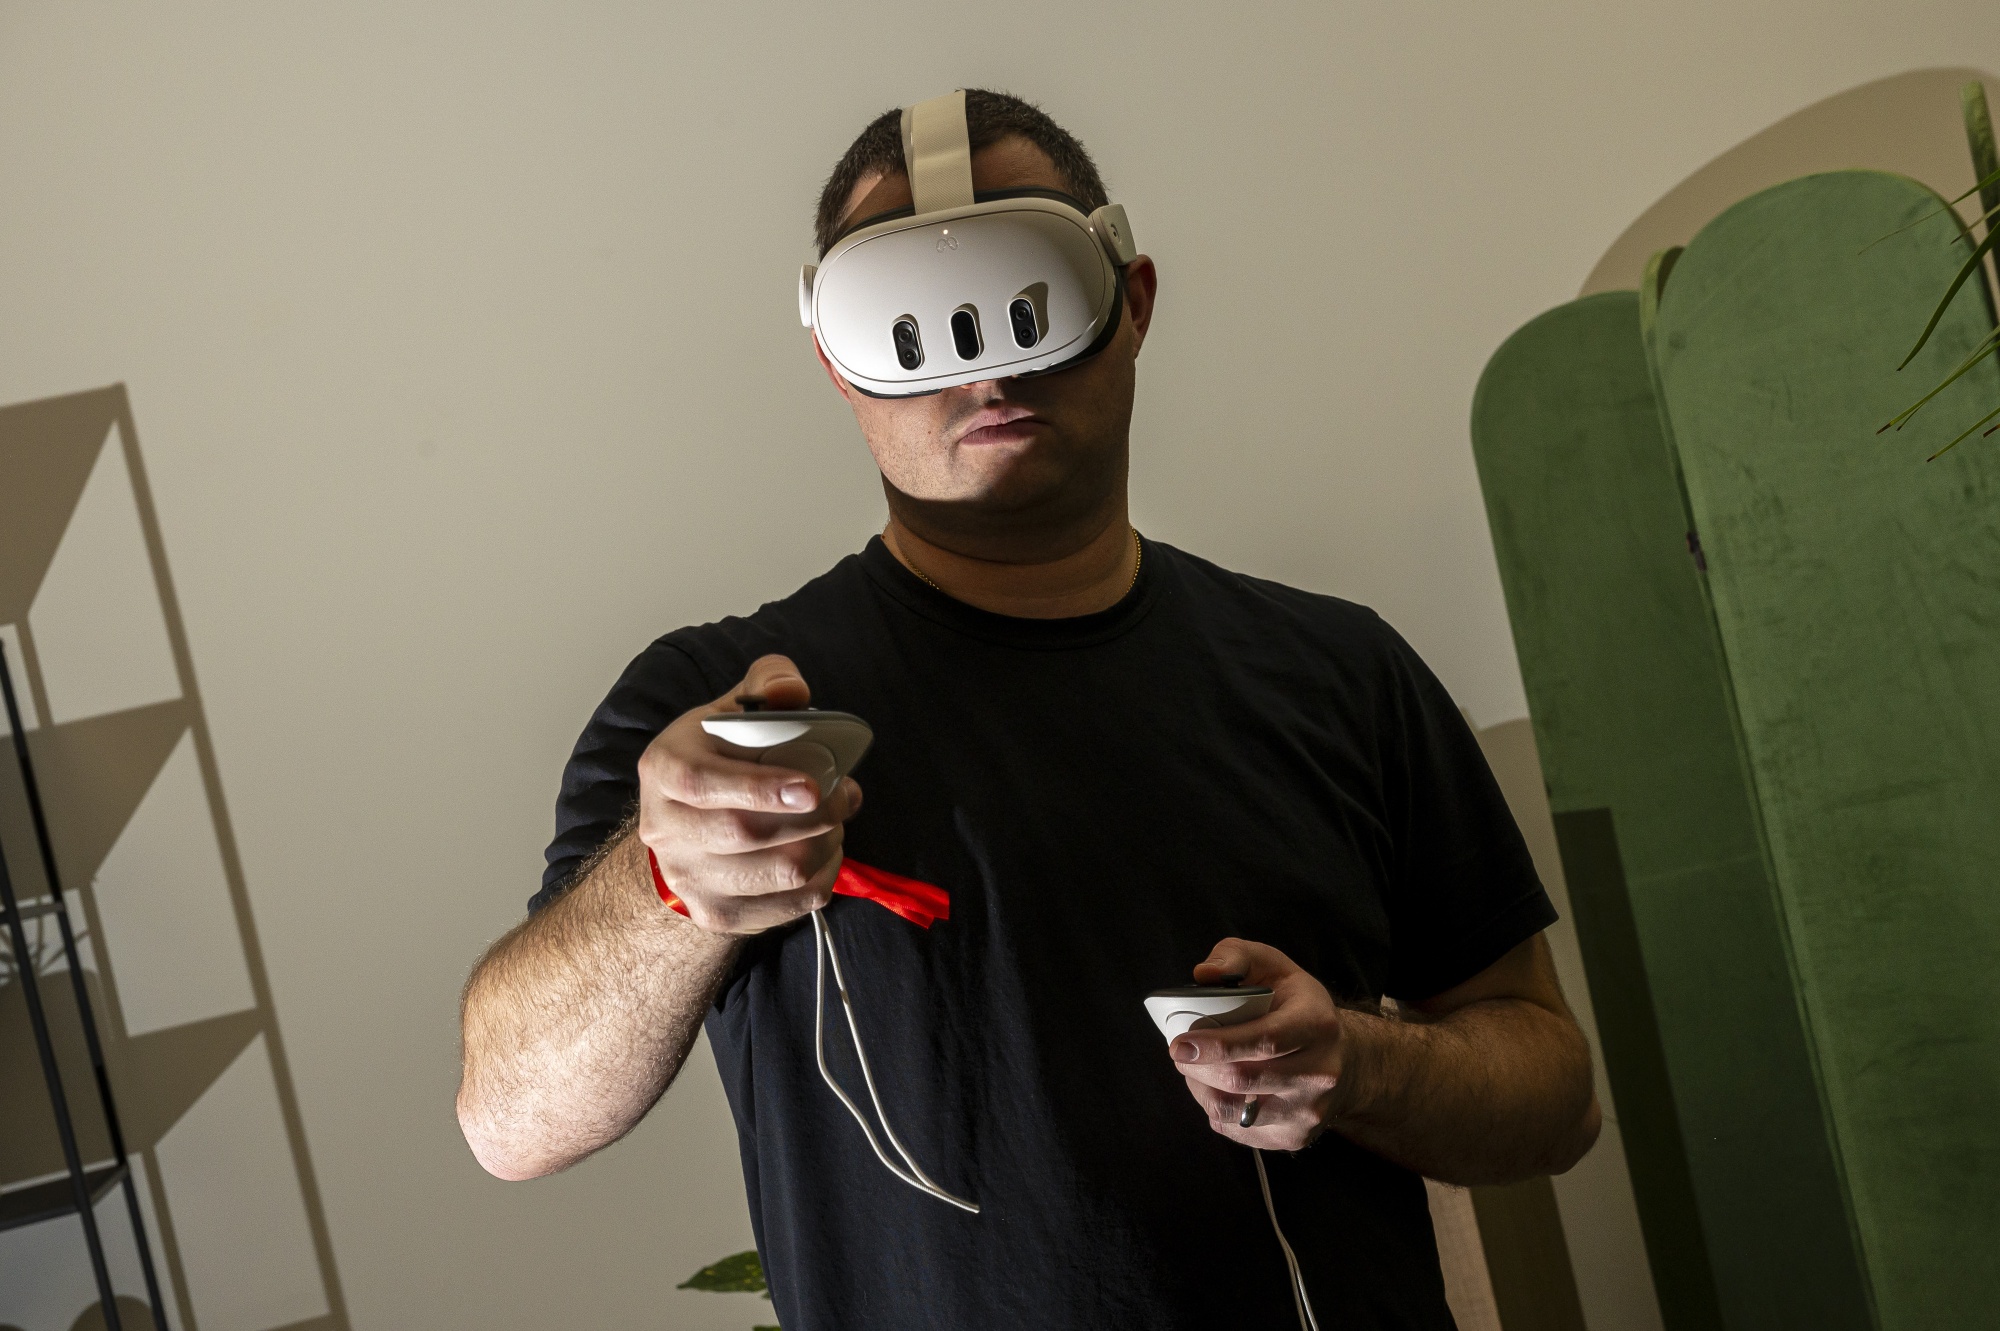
[5,4,1999,1327]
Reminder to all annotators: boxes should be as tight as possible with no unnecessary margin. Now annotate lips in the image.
[954,408,1041,446]
[958,421,1042,446]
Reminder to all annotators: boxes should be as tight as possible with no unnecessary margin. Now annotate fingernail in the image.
[1170,1040,1198,1063]
[780,783,815,810]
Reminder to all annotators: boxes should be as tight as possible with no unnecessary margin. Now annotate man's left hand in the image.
[1168,938,1357,1151]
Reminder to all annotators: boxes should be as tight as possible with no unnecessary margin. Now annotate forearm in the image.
[1329,998,1600,1186]
[456,827,740,1180]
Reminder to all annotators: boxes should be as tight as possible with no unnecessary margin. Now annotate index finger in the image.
[651,733,828,813]
[1168,1006,1317,1071]
[718,654,811,713]
[655,654,823,813]
[1191,937,1296,988]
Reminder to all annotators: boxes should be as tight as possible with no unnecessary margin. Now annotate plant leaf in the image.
[1928,402,2000,461]
[1859,166,2000,252]
[1880,327,2000,431]
[678,1250,767,1294]
[1897,221,2000,369]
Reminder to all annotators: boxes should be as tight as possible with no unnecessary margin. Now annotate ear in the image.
[811,331,862,404]
[1122,256,1159,355]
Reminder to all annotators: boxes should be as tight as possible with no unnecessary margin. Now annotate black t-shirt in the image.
[538,536,1554,1331]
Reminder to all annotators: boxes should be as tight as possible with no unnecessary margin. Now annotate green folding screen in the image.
[1473,170,2000,1331]
[1473,291,1867,1331]
[1650,170,2000,1330]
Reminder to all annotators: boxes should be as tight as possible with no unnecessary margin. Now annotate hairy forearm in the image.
[456,827,740,1180]
[1329,998,1600,1186]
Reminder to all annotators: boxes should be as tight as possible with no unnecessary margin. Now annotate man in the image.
[457,89,1599,1329]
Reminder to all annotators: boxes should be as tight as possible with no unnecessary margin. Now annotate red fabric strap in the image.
[648,848,949,929]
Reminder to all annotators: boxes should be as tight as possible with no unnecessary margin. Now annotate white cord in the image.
[807,909,1318,1328]
[1254,1148,1322,1331]
[819,912,972,1206]
[810,909,980,1214]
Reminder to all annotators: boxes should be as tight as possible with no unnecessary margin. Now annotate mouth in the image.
[953,407,1043,447]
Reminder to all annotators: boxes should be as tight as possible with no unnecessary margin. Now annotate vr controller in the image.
[701,706,874,797]
[1143,981,1275,1042]
[1144,977,1320,1328]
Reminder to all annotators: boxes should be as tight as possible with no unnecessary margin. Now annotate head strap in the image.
[900,90,975,214]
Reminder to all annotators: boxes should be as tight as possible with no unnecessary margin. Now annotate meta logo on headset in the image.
[800,90,1140,397]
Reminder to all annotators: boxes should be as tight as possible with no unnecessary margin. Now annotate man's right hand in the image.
[460,657,839,1177]
[635,654,863,935]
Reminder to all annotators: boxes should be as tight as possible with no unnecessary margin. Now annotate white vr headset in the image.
[800,90,1139,398]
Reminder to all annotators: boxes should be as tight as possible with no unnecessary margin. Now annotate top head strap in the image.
[900,90,975,214]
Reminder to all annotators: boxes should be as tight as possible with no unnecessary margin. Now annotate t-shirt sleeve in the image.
[531,636,718,914]
[1372,620,1557,1001]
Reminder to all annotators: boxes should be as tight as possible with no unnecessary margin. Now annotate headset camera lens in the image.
[891,318,923,371]
[1009,298,1040,348]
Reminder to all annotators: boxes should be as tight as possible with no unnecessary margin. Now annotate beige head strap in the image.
[900,90,976,215]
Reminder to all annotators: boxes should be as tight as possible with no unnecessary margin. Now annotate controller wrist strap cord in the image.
[1253,1148,1323,1330]
[810,908,981,1214]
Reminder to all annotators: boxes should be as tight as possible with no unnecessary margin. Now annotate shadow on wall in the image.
[0,388,348,1331]
[1403,717,1657,1331]
[1582,66,1998,297]
[0,1295,157,1331]
[1471,719,1652,1331]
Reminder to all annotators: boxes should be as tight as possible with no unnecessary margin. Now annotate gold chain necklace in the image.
[899,527,1143,598]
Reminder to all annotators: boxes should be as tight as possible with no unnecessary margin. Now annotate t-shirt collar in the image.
[858,533,1161,649]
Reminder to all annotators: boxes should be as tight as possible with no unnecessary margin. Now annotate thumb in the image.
[727,654,811,711]
[1192,937,1290,986]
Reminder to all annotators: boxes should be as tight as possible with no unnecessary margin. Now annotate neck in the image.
[882,509,1139,618]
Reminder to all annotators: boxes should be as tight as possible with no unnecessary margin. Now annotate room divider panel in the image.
[1472,291,1866,1331]
[1646,169,2000,1331]
[1472,168,2000,1331]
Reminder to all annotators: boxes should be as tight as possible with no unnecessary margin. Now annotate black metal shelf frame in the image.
[0,637,170,1330]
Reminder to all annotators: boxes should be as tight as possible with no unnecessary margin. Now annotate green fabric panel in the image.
[1653,169,2000,1331]
[1471,292,1868,1329]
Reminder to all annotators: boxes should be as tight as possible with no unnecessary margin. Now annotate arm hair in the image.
[455,820,740,1180]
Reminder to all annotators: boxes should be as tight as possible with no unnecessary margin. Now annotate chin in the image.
[936,455,1077,509]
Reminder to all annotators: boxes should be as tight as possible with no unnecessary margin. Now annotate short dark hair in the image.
[813,89,1110,257]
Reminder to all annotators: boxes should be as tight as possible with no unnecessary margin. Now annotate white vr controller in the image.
[1143,984,1275,1042]
[701,707,874,796]
[1144,979,1320,1330]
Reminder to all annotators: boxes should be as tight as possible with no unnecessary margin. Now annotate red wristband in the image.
[647,847,691,917]
[643,846,949,930]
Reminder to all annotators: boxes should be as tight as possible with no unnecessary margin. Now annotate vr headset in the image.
[800,90,1140,398]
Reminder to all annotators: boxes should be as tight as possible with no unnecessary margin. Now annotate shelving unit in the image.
[0,637,169,1331]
